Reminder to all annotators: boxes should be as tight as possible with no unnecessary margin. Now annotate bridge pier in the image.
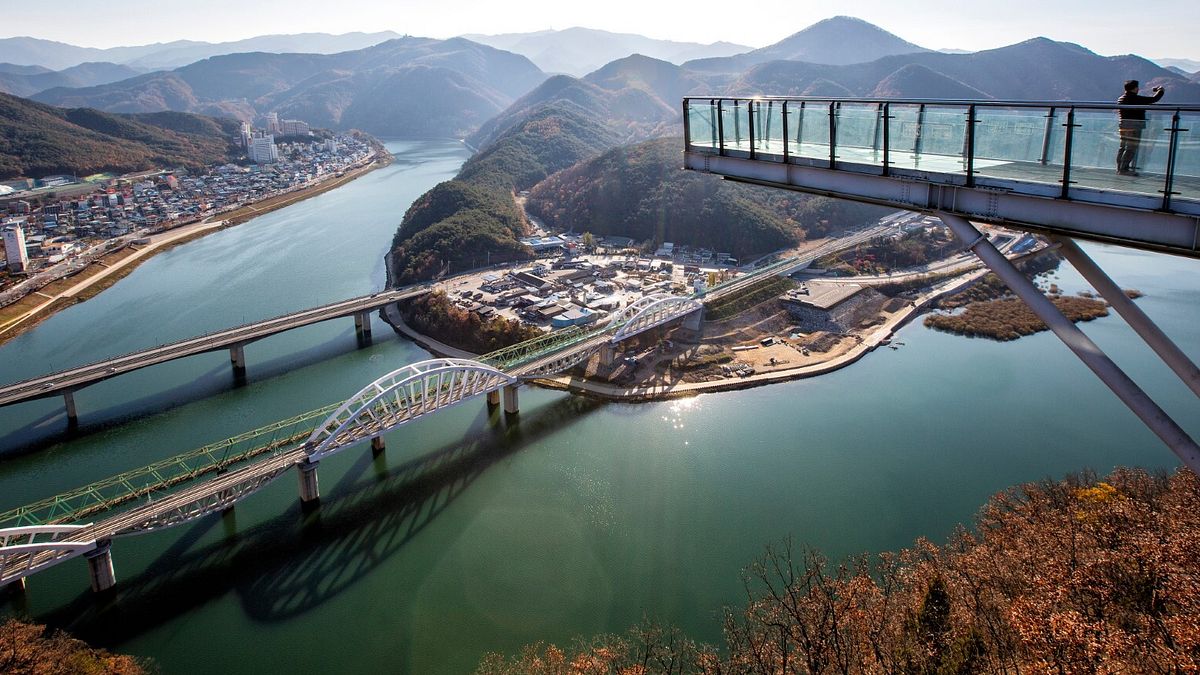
[1,576,26,597]
[297,459,320,506]
[230,344,246,373]
[683,306,704,331]
[354,311,373,341]
[486,390,500,407]
[84,540,116,593]
[502,384,520,415]
[370,435,386,456]
[598,344,617,368]
[63,390,78,425]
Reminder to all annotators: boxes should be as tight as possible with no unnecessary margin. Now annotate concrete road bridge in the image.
[0,287,430,424]
[683,95,1200,473]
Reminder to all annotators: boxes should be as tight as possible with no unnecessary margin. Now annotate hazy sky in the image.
[3,0,1198,60]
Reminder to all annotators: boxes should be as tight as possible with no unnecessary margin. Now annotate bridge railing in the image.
[0,404,337,529]
[684,97,1200,212]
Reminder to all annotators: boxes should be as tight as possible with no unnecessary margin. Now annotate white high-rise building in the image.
[249,135,279,164]
[265,112,280,135]
[240,121,253,149]
[3,225,29,272]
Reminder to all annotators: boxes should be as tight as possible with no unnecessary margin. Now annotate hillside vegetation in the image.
[389,63,681,284]
[0,92,239,178]
[527,137,889,258]
[480,466,1200,674]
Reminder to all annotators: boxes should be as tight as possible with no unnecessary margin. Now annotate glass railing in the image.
[683,97,1200,212]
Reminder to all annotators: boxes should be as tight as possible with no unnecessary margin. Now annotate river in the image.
[1,139,1198,674]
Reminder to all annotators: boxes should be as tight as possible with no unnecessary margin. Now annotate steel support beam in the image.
[938,212,1200,472]
[1054,236,1200,400]
[684,151,1200,258]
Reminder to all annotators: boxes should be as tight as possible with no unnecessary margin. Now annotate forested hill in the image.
[0,92,240,179]
[389,59,686,284]
[526,137,888,258]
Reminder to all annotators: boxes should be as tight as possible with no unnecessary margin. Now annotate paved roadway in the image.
[0,286,430,408]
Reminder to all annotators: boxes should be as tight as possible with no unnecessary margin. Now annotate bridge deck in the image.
[684,97,1200,257]
[0,286,429,408]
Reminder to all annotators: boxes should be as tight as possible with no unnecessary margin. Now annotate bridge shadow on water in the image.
[33,394,606,648]
[0,326,392,459]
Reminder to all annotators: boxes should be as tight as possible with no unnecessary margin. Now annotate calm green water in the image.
[2,140,1198,674]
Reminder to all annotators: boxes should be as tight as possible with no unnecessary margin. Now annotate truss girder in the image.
[305,359,517,461]
[114,467,290,535]
[0,524,96,586]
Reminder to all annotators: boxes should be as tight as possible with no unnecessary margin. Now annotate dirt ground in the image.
[585,294,912,388]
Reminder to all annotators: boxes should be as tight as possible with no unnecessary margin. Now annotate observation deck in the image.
[683,97,1200,258]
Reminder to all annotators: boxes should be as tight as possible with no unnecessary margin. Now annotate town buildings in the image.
[3,224,28,272]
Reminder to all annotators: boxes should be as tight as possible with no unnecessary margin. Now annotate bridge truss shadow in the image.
[32,394,605,646]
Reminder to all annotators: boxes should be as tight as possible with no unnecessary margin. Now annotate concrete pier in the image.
[598,344,617,368]
[683,307,704,331]
[230,344,246,372]
[502,385,520,415]
[486,390,500,407]
[297,459,320,505]
[84,540,116,593]
[63,390,78,424]
[354,311,373,339]
[370,435,386,456]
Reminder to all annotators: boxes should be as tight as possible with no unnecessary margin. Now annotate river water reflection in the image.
[1,140,1198,674]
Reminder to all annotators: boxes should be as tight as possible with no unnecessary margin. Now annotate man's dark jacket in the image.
[1117,89,1164,121]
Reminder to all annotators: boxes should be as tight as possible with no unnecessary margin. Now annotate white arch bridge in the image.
[0,290,707,593]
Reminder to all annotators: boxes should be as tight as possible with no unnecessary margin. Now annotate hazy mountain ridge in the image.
[0,61,143,98]
[0,92,239,179]
[685,16,929,73]
[31,37,548,138]
[0,32,404,71]
[461,27,750,77]
[728,38,1200,101]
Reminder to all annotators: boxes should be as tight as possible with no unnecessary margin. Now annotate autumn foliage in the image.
[477,467,1200,674]
[0,619,144,674]
[400,291,540,355]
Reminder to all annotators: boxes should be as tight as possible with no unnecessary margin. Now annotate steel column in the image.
[1054,236,1200,399]
[938,212,1200,472]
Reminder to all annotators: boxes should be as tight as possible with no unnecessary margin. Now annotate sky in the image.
[3,0,1198,60]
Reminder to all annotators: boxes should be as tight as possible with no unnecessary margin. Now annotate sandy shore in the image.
[382,266,992,402]
[0,155,387,345]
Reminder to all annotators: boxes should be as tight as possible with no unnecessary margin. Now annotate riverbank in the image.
[0,153,390,346]
[382,264,993,402]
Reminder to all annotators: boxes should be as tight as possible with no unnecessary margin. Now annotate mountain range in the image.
[0,62,143,98]
[31,37,547,138]
[0,32,404,71]
[461,27,749,77]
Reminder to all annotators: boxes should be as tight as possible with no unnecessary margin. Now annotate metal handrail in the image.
[684,96,1200,112]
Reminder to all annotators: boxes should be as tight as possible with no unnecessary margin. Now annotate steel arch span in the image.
[305,359,517,461]
[0,525,97,585]
[610,294,703,342]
